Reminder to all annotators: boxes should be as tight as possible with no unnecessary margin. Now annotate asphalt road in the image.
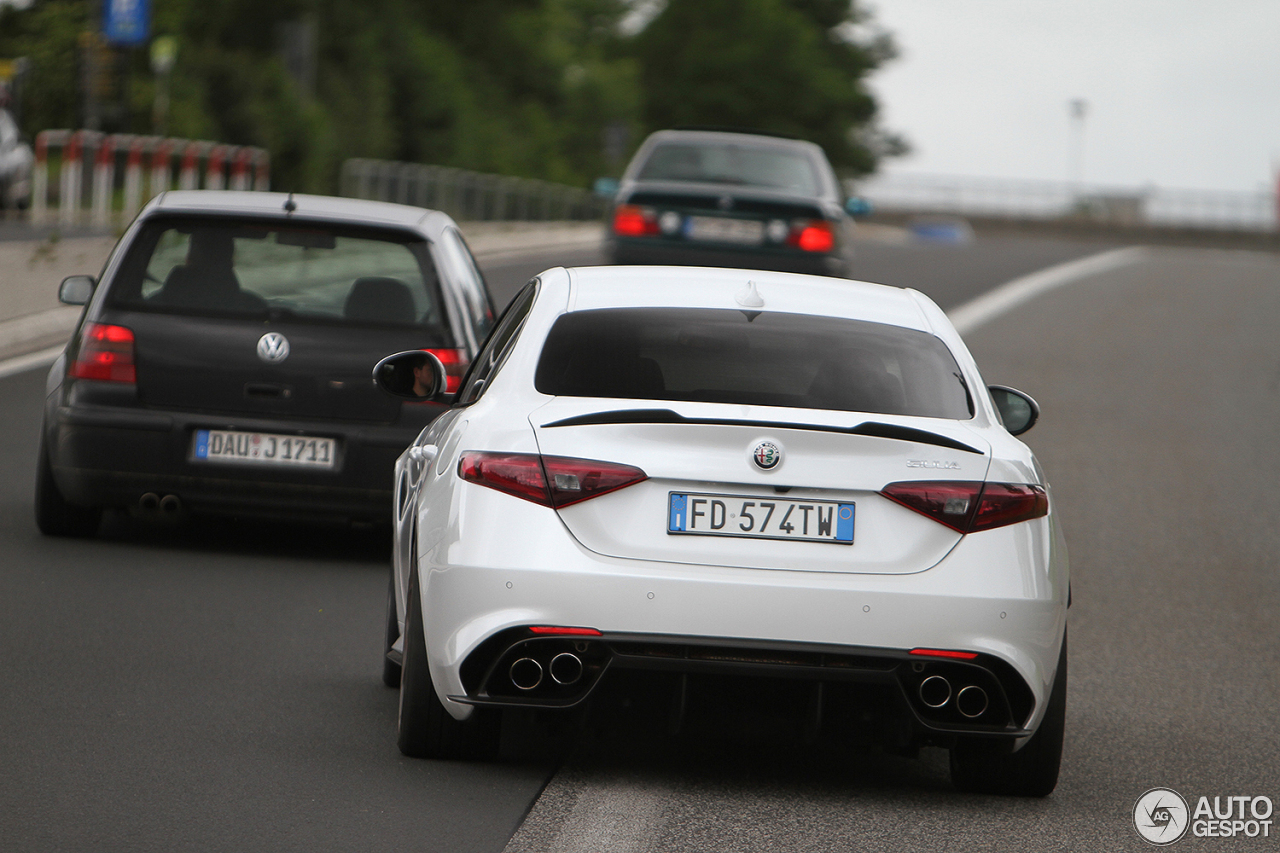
[4,233,1276,851]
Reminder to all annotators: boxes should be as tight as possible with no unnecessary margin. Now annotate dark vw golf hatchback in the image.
[36,191,495,536]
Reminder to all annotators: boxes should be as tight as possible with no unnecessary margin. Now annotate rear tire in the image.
[35,438,102,538]
[382,571,402,688]
[950,632,1066,797]
[396,568,499,759]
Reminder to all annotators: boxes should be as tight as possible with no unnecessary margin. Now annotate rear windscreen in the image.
[636,142,823,196]
[535,308,973,420]
[106,216,451,334]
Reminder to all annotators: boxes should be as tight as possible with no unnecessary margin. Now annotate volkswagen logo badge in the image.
[257,332,290,363]
[717,195,734,211]
[751,440,782,471]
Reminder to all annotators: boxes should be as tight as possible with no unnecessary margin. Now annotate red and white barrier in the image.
[30,130,270,227]
[91,134,115,229]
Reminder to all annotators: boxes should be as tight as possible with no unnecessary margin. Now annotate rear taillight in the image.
[612,204,659,237]
[458,452,647,508]
[423,348,469,394]
[69,323,136,383]
[879,481,1047,533]
[789,220,835,253]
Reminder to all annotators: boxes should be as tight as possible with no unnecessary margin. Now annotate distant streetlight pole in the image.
[1068,98,1088,187]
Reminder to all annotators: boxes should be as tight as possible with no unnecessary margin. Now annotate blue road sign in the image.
[104,0,151,46]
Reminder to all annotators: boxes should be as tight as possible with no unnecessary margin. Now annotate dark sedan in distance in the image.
[36,191,495,536]
[605,129,862,277]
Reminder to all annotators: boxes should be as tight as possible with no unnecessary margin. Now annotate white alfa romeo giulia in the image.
[374,265,1069,796]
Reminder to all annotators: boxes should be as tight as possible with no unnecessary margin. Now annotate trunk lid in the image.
[531,398,991,575]
[115,310,444,424]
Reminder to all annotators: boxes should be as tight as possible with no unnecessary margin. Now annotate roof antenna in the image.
[735,280,765,308]
[284,193,297,214]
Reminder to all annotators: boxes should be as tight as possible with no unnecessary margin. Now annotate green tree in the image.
[629,0,904,174]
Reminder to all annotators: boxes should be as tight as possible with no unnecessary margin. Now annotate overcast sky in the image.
[864,0,1280,193]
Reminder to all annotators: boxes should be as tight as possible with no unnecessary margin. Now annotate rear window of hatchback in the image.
[106,216,451,334]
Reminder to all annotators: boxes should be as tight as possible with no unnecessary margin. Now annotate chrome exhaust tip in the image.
[509,657,543,691]
[956,685,989,718]
[549,652,584,686]
[139,492,160,512]
[919,675,951,708]
[159,494,182,514]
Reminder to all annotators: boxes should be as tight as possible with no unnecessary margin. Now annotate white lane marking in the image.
[947,246,1148,335]
[0,345,63,380]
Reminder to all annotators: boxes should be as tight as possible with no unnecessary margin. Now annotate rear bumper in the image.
[419,517,1067,738]
[609,236,848,277]
[47,402,422,521]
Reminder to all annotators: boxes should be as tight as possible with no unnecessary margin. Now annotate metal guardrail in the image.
[339,158,607,222]
[851,173,1279,233]
[30,130,269,228]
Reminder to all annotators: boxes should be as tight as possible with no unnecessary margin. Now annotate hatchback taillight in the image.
[423,348,469,394]
[879,481,1047,533]
[458,452,648,508]
[69,323,136,383]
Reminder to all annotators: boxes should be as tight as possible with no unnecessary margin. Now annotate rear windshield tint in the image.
[636,142,822,196]
[535,308,972,420]
[106,216,452,336]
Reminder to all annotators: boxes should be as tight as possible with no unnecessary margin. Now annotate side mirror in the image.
[59,275,96,306]
[593,177,620,198]
[988,385,1040,436]
[373,350,449,400]
[844,196,873,218]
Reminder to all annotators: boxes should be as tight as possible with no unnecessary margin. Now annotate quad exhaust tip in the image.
[919,675,951,708]
[956,685,989,718]
[549,652,583,686]
[139,492,160,512]
[510,658,544,691]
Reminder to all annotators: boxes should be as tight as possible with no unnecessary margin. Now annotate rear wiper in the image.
[541,409,983,455]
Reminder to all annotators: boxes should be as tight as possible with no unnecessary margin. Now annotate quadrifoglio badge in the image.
[1133,787,1274,844]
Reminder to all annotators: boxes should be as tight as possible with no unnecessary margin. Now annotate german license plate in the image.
[193,429,336,469]
[684,215,764,245]
[668,492,853,544]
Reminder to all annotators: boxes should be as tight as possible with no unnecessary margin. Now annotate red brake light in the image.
[790,221,835,253]
[423,348,468,394]
[458,452,647,508]
[70,323,136,383]
[879,481,1047,533]
[612,204,659,237]
[528,626,603,636]
[970,483,1050,532]
[458,453,550,506]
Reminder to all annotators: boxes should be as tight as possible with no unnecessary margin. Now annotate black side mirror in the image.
[59,275,96,306]
[988,385,1040,436]
[373,350,448,400]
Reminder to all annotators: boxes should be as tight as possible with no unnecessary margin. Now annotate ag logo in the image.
[1134,788,1190,845]
[257,332,290,363]
[751,440,782,471]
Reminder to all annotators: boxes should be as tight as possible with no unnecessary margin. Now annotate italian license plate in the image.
[193,429,336,469]
[684,215,764,245]
[668,492,854,544]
